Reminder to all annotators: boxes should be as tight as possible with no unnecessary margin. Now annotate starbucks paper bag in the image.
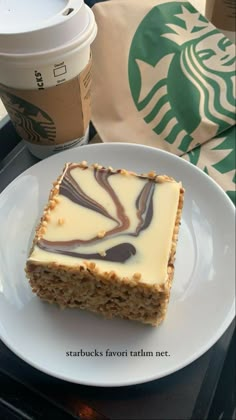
[183,125,236,203]
[91,0,235,198]
[91,0,235,155]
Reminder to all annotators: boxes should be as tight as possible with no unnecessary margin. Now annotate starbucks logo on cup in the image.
[0,86,56,144]
[128,2,235,153]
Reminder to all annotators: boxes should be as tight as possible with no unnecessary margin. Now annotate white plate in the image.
[0,143,235,387]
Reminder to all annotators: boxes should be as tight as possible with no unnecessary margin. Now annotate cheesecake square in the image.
[25,161,184,326]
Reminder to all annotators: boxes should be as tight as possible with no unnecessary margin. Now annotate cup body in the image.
[0,0,97,158]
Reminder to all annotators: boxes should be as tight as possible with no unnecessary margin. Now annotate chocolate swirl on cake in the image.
[37,242,136,263]
[37,165,155,262]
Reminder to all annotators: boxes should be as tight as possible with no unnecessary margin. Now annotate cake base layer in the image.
[27,263,172,326]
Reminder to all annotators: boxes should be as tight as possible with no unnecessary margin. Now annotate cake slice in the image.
[25,161,184,326]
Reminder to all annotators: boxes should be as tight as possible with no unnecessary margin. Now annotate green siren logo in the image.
[128,2,236,153]
[0,86,56,144]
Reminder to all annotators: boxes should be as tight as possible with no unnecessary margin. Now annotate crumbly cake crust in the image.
[25,161,184,326]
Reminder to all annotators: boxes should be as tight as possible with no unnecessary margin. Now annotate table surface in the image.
[0,121,235,420]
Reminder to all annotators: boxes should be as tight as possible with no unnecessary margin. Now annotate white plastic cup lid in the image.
[0,0,94,55]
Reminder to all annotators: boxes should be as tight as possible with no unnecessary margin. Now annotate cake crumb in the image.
[109,271,116,279]
[148,170,156,178]
[58,218,65,226]
[49,200,56,209]
[133,272,141,280]
[99,250,107,257]
[89,262,96,270]
[97,230,106,238]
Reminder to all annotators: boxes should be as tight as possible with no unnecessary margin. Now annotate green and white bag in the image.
[91,0,235,203]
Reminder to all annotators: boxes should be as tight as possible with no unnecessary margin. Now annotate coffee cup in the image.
[0,0,97,159]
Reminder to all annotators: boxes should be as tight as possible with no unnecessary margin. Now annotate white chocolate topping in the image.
[28,164,181,285]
